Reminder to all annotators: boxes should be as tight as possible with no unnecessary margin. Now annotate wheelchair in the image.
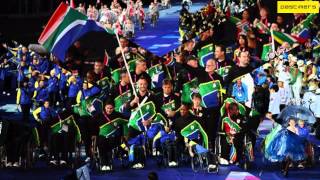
[92,136,130,172]
[0,119,38,169]
[190,145,209,172]
[0,119,9,168]
[154,140,178,168]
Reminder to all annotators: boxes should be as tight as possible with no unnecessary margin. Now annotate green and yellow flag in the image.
[99,118,128,138]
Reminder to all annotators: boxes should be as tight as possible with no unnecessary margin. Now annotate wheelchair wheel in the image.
[162,147,170,167]
[191,154,201,172]
[118,149,129,169]
[306,143,315,167]
[0,146,6,168]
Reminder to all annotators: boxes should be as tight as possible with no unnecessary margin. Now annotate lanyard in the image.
[103,112,111,122]
[208,73,214,81]
[187,73,192,81]
[119,84,129,95]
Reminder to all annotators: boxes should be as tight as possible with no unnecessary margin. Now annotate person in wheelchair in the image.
[220,102,248,166]
[181,120,217,172]
[171,103,194,163]
[33,100,57,159]
[152,125,177,167]
[97,100,127,171]
[48,110,79,166]
[4,121,33,168]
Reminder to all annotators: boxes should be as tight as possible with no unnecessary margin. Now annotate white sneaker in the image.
[152,148,157,156]
[168,161,173,167]
[60,160,67,165]
[170,161,177,167]
[138,163,144,168]
[132,163,139,169]
[101,165,107,171]
[208,164,217,171]
[106,166,111,171]
[49,160,58,165]
[6,162,12,167]
[2,91,6,95]
[219,158,229,165]
[6,93,10,96]
[13,162,19,167]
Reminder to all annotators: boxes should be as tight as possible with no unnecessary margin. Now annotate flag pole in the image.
[271,29,275,53]
[113,30,147,125]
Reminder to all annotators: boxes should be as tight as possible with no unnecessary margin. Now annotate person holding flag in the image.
[127,77,156,169]
[130,59,152,89]
[97,100,128,171]
[75,75,101,162]
[220,102,247,165]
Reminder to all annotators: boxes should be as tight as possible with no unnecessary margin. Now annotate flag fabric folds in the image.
[114,90,132,113]
[129,101,156,131]
[50,115,81,142]
[291,14,317,42]
[199,80,222,108]
[181,120,208,149]
[197,43,214,67]
[99,118,128,138]
[161,100,177,113]
[230,144,237,162]
[147,64,166,89]
[111,68,121,84]
[215,66,231,78]
[261,43,271,61]
[220,98,246,117]
[38,2,114,61]
[181,78,199,103]
[272,31,298,46]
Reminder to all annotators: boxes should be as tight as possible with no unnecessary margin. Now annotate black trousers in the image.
[6,123,30,163]
[78,116,98,158]
[20,104,31,123]
[97,136,120,166]
[162,140,177,162]
[133,145,145,165]
[3,75,12,92]
[37,122,50,148]
[50,132,69,161]
[206,106,221,150]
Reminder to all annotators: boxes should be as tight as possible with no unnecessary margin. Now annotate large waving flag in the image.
[129,101,156,131]
[38,2,114,61]
[197,43,214,67]
[181,78,199,103]
[99,118,128,138]
[181,120,208,149]
[291,14,317,43]
[199,80,222,108]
